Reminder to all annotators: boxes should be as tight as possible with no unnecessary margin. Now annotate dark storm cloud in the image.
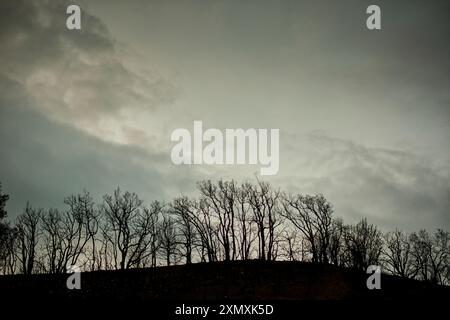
[0,0,112,71]
[0,0,178,131]
[0,74,173,217]
[0,0,187,217]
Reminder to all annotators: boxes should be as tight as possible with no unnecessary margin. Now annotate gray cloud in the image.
[0,0,189,217]
[280,133,450,232]
[0,0,178,140]
[0,74,171,216]
[0,0,449,234]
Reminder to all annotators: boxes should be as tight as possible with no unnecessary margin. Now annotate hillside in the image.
[0,261,448,316]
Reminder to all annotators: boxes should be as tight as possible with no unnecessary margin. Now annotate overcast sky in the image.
[1,0,449,231]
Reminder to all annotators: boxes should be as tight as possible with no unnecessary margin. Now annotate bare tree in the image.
[198,180,236,261]
[0,227,19,275]
[410,229,432,282]
[127,202,163,268]
[101,188,143,269]
[0,179,447,285]
[64,191,99,270]
[429,229,449,285]
[281,193,333,263]
[279,229,303,261]
[235,184,256,260]
[190,198,219,262]
[159,215,179,266]
[246,181,282,261]
[171,196,196,264]
[16,203,42,274]
[72,191,101,271]
[328,218,345,266]
[100,188,163,269]
[342,218,383,271]
[383,229,415,278]
[40,208,64,273]
[0,183,12,274]
[39,191,99,273]
[147,204,161,268]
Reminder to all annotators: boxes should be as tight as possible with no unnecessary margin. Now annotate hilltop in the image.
[0,261,448,307]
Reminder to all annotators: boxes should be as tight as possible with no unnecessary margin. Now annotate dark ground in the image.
[0,260,448,318]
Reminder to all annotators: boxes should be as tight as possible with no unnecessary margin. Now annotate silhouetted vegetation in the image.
[0,180,449,286]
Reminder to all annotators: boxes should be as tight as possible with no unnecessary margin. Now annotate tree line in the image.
[0,180,448,285]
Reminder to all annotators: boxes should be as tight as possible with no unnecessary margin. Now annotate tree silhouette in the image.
[0,179,448,286]
[16,203,42,274]
[247,181,282,261]
[159,215,179,266]
[342,218,383,271]
[171,197,196,264]
[281,193,333,263]
[383,229,415,278]
[0,183,12,274]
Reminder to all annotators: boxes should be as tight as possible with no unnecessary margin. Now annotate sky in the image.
[0,0,449,231]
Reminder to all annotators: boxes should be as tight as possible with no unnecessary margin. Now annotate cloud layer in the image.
[0,0,178,144]
[0,0,449,233]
